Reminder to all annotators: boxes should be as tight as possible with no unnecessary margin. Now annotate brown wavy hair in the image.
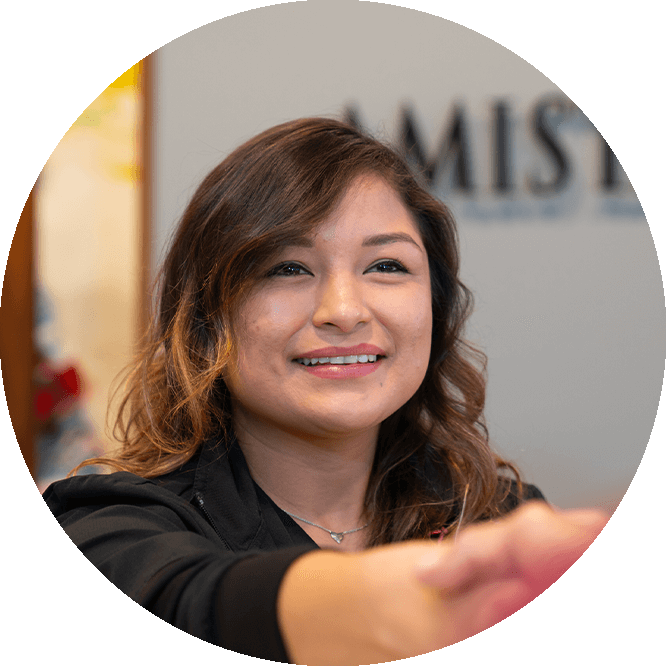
[76,117,522,545]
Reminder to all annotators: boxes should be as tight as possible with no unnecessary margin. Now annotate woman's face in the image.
[225,174,433,441]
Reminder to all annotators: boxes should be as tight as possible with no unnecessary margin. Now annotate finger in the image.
[515,509,608,591]
[561,508,610,528]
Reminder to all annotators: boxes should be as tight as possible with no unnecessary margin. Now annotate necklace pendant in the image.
[330,532,344,544]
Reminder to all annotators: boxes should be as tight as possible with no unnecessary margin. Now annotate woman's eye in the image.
[366,260,409,274]
[267,260,407,277]
[267,262,312,277]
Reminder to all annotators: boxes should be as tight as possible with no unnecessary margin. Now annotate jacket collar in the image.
[191,433,315,552]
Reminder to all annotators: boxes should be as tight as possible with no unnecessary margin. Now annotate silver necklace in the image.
[281,508,368,544]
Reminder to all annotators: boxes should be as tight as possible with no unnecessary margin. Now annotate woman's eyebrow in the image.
[362,232,424,253]
[281,233,423,251]
[283,237,314,248]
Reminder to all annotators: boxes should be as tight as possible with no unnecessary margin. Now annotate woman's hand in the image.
[277,502,607,665]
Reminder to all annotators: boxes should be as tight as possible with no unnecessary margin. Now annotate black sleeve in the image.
[219,549,312,661]
[44,481,315,662]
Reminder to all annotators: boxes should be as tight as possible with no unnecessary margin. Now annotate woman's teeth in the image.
[297,354,378,366]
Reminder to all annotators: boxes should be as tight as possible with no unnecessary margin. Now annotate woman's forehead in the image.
[310,176,421,242]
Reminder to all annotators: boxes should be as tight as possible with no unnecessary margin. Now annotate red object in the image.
[34,362,83,421]
[430,529,449,541]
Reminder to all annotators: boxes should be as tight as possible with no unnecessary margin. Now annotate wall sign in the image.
[346,95,641,221]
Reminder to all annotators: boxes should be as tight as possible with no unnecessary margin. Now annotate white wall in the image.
[151,2,665,510]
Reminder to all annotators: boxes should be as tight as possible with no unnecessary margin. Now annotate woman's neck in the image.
[232,414,378,552]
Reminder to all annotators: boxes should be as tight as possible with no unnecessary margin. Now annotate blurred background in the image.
[2,2,664,507]
[2,62,147,491]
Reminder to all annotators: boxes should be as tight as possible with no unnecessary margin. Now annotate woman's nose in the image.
[312,275,370,333]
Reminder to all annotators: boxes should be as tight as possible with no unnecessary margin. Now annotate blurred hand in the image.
[278,501,608,665]
[414,502,608,638]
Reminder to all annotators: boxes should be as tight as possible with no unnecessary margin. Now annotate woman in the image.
[44,118,606,664]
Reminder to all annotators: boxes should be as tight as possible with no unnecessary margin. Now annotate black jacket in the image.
[44,435,544,662]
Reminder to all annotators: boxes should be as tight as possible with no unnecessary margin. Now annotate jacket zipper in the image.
[194,492,231,550]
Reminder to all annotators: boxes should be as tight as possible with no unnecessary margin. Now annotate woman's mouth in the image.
[293,354,384,379]
[295,354,380,366]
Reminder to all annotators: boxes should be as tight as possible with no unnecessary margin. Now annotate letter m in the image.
[399,106,473,193]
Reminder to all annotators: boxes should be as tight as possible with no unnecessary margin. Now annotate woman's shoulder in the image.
[497,477,547,514]
[43,447,202,514]
[42,468,193,518]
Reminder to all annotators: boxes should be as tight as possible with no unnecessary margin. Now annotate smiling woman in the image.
[225,175,434,551]
[43,118,607,664]
[65,118,522,545]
